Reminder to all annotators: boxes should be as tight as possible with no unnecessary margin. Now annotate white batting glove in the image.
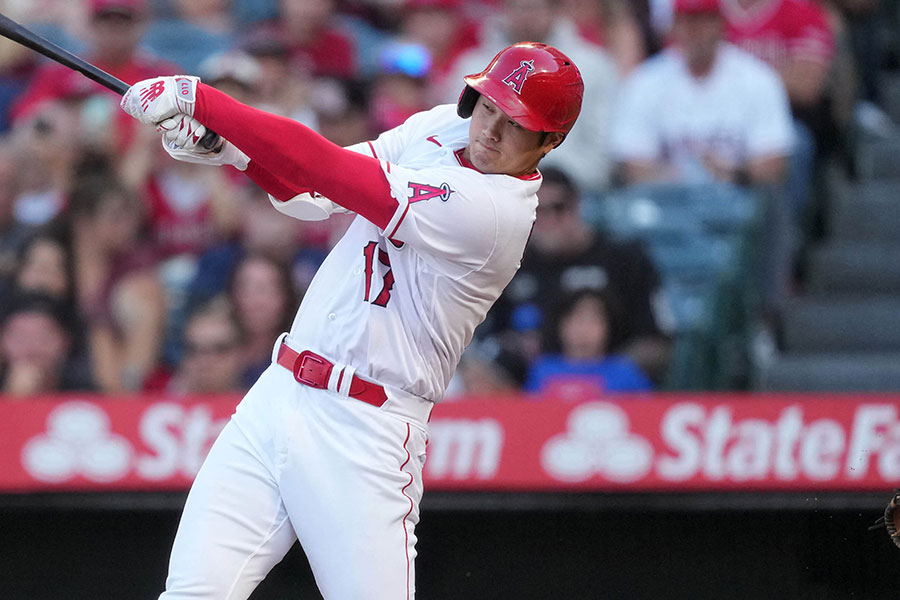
[120,75,199,125]
[157,115,249,171]
[270,191,350,221]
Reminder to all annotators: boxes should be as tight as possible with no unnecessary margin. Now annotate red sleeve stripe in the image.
[388,202,410,241]
[367,141,378,158]
[399,424,415,599]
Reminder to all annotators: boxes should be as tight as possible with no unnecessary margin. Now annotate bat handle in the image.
[199,130,221,151]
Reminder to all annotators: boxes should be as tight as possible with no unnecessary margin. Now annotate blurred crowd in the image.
[0,0,895,399]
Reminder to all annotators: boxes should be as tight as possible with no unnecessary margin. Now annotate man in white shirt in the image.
[611,0,794,186]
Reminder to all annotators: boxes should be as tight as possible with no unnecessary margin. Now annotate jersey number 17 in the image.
[362,241,395,307]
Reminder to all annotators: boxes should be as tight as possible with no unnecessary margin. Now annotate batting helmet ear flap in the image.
[457,86,479,120]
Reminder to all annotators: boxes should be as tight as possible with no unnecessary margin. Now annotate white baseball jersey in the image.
[151,82,545,600]
[285,103,540,403]
[611,42,794,176]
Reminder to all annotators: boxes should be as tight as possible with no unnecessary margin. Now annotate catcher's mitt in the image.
[869,489,900,549]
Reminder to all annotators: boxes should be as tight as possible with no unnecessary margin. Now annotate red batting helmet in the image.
[457,42,583,134]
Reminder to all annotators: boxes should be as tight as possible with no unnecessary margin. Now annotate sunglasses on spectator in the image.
[184,340,239,356]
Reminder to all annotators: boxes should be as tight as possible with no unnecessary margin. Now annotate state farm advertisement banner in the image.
[1,394,899,492]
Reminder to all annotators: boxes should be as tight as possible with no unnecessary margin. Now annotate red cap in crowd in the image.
[674,0,720,14]
[89,0,146,16]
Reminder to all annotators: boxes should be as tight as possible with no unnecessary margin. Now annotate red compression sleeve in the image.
[194,84,397,229]
[244,161,311,202]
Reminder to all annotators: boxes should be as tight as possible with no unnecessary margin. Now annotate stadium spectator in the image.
[141,0,237,75]
[487,167,672,383]
[0,224,95,389]
[0,144,30,281]
[10,0,179,157]
[817,0,895,157]
[198,50,263,106]
[562,0,649,75]
[719,0,835,219]
[225,253,298,388]
[182,185,329,308]
[2,226,73,308]
[66,169,166,393]
[310,77,373,147]
[0,33,39,134]
[441,0,621,192]
[447,341,529,399]
[0,291,81,396]
[611,0,798,315]
[140,150,242,260]
[8,97,84,227]
[525,287,653,398]
[721,0,834,113]
[161,296,247,395]
[610,0,794,186]
[249,0,357,80]
[368,41,433,133]
[830,0,884,109]
[395,0,480,104]
[236,28,319,128]
[2,0,89,53]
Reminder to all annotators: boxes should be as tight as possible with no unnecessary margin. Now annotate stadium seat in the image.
[780,296,900,353]
[827,180,900,242]
[854,137,900,180]
[590,182,761,241]
[593,183,765,391]
[754,353,900,392]
[806,241,900,294]
[878,70,900,127]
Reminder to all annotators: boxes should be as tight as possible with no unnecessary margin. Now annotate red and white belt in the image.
[276,343,388,408]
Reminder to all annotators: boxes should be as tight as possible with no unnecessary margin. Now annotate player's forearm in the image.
[194,84,396,228]
[244,161,310,202]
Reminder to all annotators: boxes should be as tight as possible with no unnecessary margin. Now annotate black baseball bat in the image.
[0,12,220,150]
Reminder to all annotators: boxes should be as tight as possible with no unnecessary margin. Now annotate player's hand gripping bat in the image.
[0,12,220,150]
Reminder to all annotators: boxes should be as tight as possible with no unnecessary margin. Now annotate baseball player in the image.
[119,41,583,599]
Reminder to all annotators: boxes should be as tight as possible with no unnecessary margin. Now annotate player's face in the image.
[464,96,562,177]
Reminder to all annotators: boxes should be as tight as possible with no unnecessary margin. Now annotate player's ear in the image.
[540,131,566,156]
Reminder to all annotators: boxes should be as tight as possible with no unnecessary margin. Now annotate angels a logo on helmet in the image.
[408,181,453,203]
[502,59,535,94]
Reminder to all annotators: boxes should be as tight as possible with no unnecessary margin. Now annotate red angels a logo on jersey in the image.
[502,59,535,94]
[408,181,453,204]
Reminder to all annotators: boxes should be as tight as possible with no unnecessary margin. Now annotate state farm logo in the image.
[21,402,133,482]
[19,401,229,485]
[425,419,503,479]
[541,402,653,483]
[658,403,900,481]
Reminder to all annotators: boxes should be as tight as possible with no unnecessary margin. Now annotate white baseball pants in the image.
[158,363,429,599]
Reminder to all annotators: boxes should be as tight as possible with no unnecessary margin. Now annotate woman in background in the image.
[226,252,298,388]
[526,287,653,398]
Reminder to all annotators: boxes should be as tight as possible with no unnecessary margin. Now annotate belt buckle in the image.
[293,350,332,389]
